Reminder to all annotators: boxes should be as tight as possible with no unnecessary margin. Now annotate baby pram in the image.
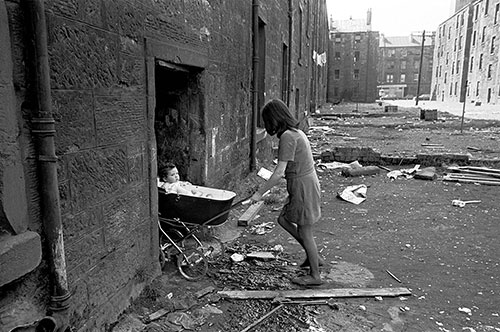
[158,185,248,280]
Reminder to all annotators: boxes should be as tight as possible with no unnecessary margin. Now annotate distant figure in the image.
[158,163,205,197]
[250,99,324,287]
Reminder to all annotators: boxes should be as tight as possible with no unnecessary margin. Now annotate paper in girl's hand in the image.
[257,167,273,180]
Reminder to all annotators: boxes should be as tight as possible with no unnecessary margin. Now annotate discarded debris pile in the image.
[385,164,437,181]
[222,299,315,332]
[208,241,297,290]
[443,166,500,186]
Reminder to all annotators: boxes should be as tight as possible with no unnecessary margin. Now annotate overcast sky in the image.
[327,0,455,36]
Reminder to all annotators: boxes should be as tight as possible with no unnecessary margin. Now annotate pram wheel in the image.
[176,248,208,281]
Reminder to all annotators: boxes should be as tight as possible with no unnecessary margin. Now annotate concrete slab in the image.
[0,231,42,286]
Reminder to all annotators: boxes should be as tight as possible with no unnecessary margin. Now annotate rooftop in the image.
[380,34,435,48]
[330,18,371,32]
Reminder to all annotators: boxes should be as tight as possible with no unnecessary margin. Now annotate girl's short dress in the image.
[278,129,321,226]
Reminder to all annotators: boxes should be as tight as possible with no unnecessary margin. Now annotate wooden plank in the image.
[238,201,265,226]
[218,287,411,300]
[147,308,169,322]
[446,174,500,182]
[195,286,215,298]
[448,168,500,179]
[460,166,500,174]
[443,177,500,186]
[240,304,284,332]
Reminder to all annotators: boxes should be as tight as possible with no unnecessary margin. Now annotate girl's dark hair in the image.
[261,99,298,137]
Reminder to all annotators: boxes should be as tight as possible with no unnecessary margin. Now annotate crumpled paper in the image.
[337,184,367,205]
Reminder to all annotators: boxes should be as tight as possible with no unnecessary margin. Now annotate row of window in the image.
[436,52,497,82]
[333,69,360,80]
[385,73,419,83]
[334,51,360,61]
[438,2,500,40]
[437,82,500,99]
[386,60,420,70]
[437,34,497,63]
[333,33,363,44]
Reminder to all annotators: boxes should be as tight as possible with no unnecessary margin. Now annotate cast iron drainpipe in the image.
[250,0,259,171]
[28,0,71,330]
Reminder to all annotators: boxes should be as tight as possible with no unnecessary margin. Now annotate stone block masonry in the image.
[2,0,329,329]
[320,146,500,168]
[320,147,381,164]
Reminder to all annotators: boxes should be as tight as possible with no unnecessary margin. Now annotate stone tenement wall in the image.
[1,0,328,330]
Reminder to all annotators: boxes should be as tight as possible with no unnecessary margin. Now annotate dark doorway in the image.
[281,43,289,104]
[257,17,266,126]
[154,60,205,184]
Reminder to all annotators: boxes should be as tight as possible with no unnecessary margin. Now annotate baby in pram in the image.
[158,163,210,197]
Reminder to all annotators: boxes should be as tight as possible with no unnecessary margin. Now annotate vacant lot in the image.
[116,103,500,332]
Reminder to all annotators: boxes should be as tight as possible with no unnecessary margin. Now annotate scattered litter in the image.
[374,296,383,301]
[230,253,245,262]
[309,126,336,135]
[451,199,481,208]
[387,165,420,180]
[359,305,367,311]
[351,208,368,214]
[249,221,275,235]
[387,170,407,180]
[414,167,437,180]
[337,184,367,205]
[246,251,276,261]
[317,160,361,171]
[386,269,402,283]
[257,167,273,180]
[327,299,340,310]
[199,304,223,315]
[272,244,284,252]
[462,328,477,332]
[458,307,472,315]
[422,143,444,147]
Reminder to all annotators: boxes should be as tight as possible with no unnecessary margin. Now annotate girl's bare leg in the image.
[297,224,321,280]
[278,216,322,280]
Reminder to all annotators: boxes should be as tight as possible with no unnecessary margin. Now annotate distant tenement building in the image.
[432,0,500,104]
[327,11,380,103]
[378,33,435,99]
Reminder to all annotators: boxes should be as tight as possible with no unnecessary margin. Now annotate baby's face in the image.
[164,167,180,183]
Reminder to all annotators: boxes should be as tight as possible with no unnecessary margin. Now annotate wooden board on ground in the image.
[218,287,411,300]
[238,201,264,226]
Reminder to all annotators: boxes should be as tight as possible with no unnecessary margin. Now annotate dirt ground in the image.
[113,103,500,332]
